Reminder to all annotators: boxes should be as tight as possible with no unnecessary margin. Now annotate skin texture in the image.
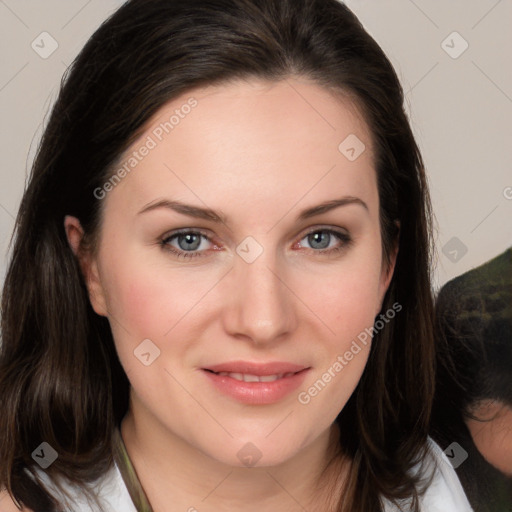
[0,492,26,512]
[63,77,398,511]
[466,400,512,477]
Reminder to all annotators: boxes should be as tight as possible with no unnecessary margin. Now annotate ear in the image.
[64,215,108,317]
[376,220,400,314]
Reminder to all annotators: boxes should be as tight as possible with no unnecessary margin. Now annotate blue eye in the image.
[174,232,203,251]
[160,227,352,260]
[161,230,213,258]
[298,229,351,253]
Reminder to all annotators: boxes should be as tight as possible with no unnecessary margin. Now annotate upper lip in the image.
[203,361,309,376]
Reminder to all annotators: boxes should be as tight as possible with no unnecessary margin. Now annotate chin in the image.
[204,436,302,469]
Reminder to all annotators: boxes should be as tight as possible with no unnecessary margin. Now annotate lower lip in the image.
[202,369,310,405]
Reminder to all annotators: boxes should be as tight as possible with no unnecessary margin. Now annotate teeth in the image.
[259,374,280,382]
[243,374,260,382]
[215,372,296,382]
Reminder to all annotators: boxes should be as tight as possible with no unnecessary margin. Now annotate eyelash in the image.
[159,227,352,260]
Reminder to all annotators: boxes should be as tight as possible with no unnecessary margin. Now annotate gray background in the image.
[0,0,511,292]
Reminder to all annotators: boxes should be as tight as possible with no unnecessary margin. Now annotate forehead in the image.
[103,77,377,221]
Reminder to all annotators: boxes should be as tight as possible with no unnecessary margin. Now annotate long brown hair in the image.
[0,0,435,510]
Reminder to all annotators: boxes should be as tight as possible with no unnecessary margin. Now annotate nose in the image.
[221,250,298,345]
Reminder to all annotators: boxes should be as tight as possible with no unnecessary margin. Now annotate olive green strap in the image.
[112,428,154,512]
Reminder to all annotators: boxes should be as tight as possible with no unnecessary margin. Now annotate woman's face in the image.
[73,77,397,467]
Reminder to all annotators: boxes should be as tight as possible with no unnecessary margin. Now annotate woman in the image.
[0,0,473,510]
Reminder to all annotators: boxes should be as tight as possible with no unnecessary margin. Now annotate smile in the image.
[211,371,297,382]
[201,364,310,405]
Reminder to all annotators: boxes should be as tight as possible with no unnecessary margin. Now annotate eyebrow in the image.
[298,197,368,220]
[137,196,368,223]
[137,199,227,223]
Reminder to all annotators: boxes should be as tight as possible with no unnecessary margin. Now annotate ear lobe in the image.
[63,215,108,317]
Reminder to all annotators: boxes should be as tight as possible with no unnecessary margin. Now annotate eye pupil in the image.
[308,231,330,249]
[178,233,201,251]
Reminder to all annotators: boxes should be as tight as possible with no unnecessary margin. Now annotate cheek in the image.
[104,269,173,337]
[294,252,384,412]
[100,250,212,335]
[299,252,384,339]
[96,249,202,372]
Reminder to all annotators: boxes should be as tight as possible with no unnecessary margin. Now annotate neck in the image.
[120,394,347,512]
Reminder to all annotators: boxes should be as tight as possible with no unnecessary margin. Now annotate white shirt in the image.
[32,462,137,512]
[32,437,473,511]
[382,437,474,511]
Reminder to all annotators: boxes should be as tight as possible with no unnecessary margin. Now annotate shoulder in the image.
[419,437,474,511]
[383,437,474,512]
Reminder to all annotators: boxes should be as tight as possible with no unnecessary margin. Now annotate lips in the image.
[202,361,310,405]
[211,371,297,382]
